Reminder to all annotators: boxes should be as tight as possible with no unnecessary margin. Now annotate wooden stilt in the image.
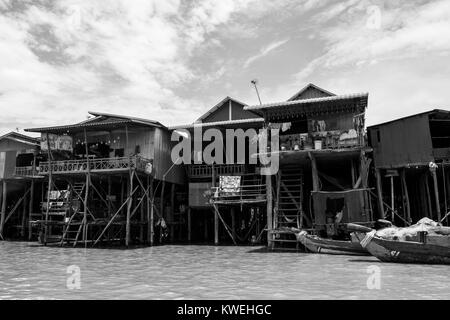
[425,173,432,219]
[43,132,53,245]
[266,174,273,248]
[390,175,395,222]
[212,165,218,245]
[159,180,165,243]
[351,160,356,186]
[231,207,236,240]
[431,167,441,221]
[170,183,175,243]
[21,185,28,238]
[148,176,154,245]
[28,179,35,240]
[375,169,384,219]
[309,152,319,191]
[187,207,191,243]
[140,178,145,244]
[126,169,134,247]
[0,180,7,238]
[401,169,411,224]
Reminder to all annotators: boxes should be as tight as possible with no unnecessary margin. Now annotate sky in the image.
[0,0,450,136]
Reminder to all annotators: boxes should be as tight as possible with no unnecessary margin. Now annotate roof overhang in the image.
[244,93,368,120]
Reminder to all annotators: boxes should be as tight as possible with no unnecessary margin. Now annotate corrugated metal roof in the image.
[244,93,369,111]
[25,111,165,133]
[196,96,248,122]
[367,109,450,129]
[169,117,264,130]
[0,132,40,145]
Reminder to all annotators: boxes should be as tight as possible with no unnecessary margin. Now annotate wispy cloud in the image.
[243,38,290,68]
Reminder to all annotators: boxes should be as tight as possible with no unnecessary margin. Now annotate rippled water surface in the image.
[0,242,449,299]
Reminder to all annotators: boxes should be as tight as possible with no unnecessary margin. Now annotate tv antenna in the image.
[251,79,262,105]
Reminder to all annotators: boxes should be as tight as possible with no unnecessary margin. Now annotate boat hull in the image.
[354,232,450,265]
[297,232,368,256]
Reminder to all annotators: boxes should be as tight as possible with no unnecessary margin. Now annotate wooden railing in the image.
[14,166,38,177]
[188,164,246,178]
[38,156,152,175]
[210,183,266,204]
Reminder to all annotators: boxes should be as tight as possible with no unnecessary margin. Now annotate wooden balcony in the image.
[210,183,267,205]
[37,156,151,175]
[188,164,246,178]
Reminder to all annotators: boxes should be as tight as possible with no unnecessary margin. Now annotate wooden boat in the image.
[295,231,368,255]
[352,230,450,265]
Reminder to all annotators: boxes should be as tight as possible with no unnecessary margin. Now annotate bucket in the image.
[314,140,322,150]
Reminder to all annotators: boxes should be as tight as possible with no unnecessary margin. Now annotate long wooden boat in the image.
[296,231,368,255]
[353,231,450,265]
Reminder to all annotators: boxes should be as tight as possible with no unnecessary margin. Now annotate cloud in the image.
[243,38,290,68]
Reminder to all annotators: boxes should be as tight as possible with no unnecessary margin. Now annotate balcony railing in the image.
[188,164,246,178]
[210,183,266,204]
[14,166,40,177]
[38,156,152,175]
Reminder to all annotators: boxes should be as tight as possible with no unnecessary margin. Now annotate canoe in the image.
[353,231,450,265]
[296,231,368,255]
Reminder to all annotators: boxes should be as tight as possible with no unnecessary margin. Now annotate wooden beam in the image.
[308,152,319,191]
[212,164,218,245]
[170,183,175,243]
[431,168,442,221]
[266,174,273,248]
[425,174,432,219]
[125,169,135,247]
[231,207,236,240]
[0,180,7,239]
[390,176,395,222]
[187,207,191,243]
[375,169,385,219]
[44,132,53,245]
[401,169,411,224]
[21,185,28,238]
[28,179,35,240]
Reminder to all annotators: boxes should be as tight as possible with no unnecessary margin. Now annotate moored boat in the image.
[353,230,450,265]
[295,230,368,255]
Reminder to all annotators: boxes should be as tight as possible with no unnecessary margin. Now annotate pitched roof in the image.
[244,92,369,111]
[287,83,336,101]
[25,111,166,133]
[367,109,450,129]
[0,132,40,146]
[196,96,248,122]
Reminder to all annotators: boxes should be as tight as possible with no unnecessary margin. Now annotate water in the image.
[0,242,449,299]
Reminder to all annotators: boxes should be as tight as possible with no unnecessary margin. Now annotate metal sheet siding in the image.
[370,114,433,168]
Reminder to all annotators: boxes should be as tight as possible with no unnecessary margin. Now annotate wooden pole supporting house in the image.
[431,167,441,221]
[44,132,53,245]
[83,128,90,245]
[125,169,134,247]
[308,152,319,192]
[28,179,35,240]
[139,179,145,243]
[148,176,154,245]
[170,183,175,242]
[375,169,385,219]
[425,174,432,219]
[351,160,356,186]
[390,176,395,222]
[0,180,7,239]
[266,174,273,248]
[231,207,236,240]
[212,164,218,245]
[21,185,28,238]
[400,169,411,224]
[187,207,191,243]
[442,165,448,217]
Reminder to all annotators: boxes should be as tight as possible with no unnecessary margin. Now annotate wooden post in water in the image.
[212,164,218,245]
[231,207,236,241]
[0,180,7,238]
[170,183,175,243]
[148,176,154,245]
[425,173,432,219]
[126,169,134,247]
[44,132,53,245]
[21,185,28,238]
[401,169,411,224]
[375,169,384,219]
[187,207,191,243]
[430,165,441,221]
[309,152,319,192]
[266,174,273,248]
[83,128,90,245]
[28,178,35,240]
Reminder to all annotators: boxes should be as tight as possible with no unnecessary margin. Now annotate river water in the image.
[0,242,448,299]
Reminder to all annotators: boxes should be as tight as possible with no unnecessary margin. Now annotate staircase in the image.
[271,166,304,248]
[60,182,86,246]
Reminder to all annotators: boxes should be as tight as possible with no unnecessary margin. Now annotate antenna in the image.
[251,79,262,105]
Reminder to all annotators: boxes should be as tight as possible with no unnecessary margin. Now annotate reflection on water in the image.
[0,242,449,299]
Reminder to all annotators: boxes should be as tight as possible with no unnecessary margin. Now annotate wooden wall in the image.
[369,114,434,169]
